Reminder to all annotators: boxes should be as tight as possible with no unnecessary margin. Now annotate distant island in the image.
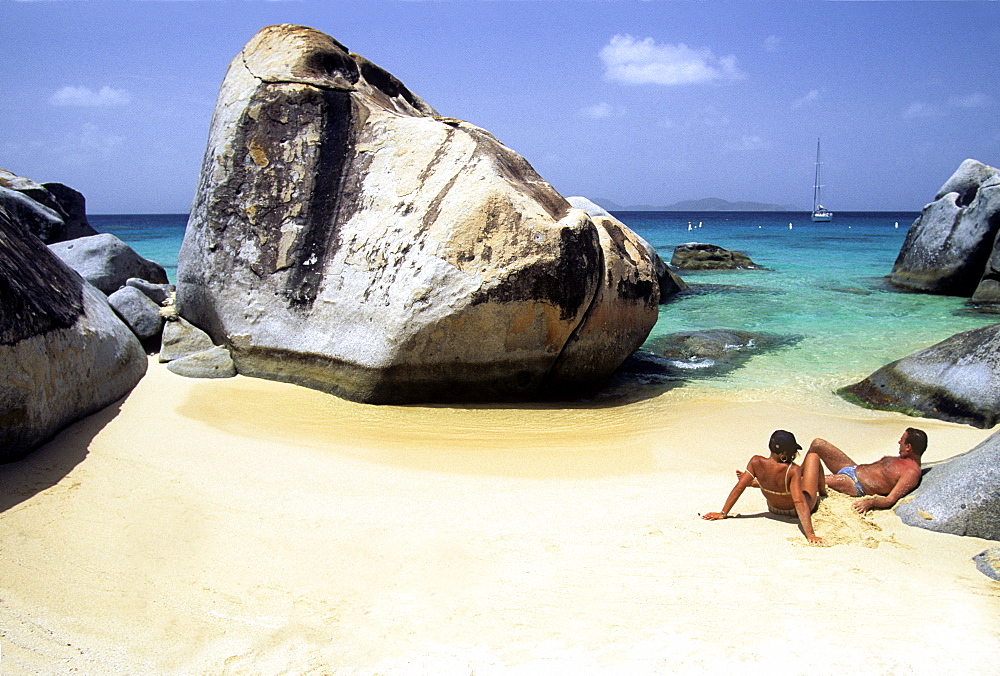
[592,197,801,212]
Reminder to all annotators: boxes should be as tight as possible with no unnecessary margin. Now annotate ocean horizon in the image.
[91,210,998,404]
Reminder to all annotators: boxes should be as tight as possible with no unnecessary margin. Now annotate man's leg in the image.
[808,438,863,497]
[808,438,855,473]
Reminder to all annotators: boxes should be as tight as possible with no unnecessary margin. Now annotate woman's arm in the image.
[702,457,758,520]
[789,467,823,544]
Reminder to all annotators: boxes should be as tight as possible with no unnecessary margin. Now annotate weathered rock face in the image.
[0,210,146,463]
[670,243,757,270]
[840,322,1000,429]
[895,430,1000,541]
[176,24,659,403]
[890,159,1000,296]
[567,196,687,303]
[50,233,168,295]
[0,168,97,243]
[108,286,164,343]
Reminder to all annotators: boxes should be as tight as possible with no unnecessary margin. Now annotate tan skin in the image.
[808,432,922,514]
[702,451,826,545]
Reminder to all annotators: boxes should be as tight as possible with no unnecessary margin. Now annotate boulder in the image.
[108,286,164,342]
[890,159,1000,296]
[670,242,757,270]
[839,323,1000,429]
[0,168,97,243]
[126,277,174,305]
[166,346,236,379]
[567,196,687,302]
[973,548,1000,580]
[176,24,658,403]
[0,209,146,463]
[895,430,1000,541]
[49,233,168,295]
[159,317,216,363]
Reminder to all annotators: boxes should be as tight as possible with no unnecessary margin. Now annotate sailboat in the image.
[811,138,833,222]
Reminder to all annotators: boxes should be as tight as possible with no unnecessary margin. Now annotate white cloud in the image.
[600,35,745,86]
[764,35,781,52]
[726,135,768,152]
[902,101,942,119]
[792,89,822,109]
[949,93,990,108]
[578,102,625,119]
[50,85,131,107]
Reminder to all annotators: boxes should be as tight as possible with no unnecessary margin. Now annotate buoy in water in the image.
[789,223,793,230]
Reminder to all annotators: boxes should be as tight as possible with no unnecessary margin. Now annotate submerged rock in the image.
[890,159,1000,297]
[0,168,98,243]
[176,25,658,403]
[641,329,798,379]
[895,429,1000,541]
[0,210,146,463]
[50,233,168,295]
[839,323,1000,429]
[670,242,757,270]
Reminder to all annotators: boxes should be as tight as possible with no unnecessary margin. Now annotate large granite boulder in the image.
[0,168,97,243]
[895,429,1000,541]
[0,209,146,463]
[890,159,1000,296]
[50,233,168,295]
[176,25,659,403]
[567,196,687,302]
[670,242,757,270]
[840,322,1000,429]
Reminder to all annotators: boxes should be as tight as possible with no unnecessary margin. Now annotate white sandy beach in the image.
[1,357,997,674]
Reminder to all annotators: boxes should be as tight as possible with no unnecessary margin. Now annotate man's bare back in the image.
[808,428,926,514]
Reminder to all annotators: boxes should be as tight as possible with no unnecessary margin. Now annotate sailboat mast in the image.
[813,138,822,210]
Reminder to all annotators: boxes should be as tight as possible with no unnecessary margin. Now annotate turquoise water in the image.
[92,211,998,398]
[625,211,997,397]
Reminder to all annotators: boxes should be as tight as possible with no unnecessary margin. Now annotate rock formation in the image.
[567,196,688,302]
[890,159,1000,297]
[839,322,1000,429]
[176,24,659,403]
[670,243,757,270]
[0,168,97,243]
[895,429,1000,541]
[0,209,146,463]
[50,233,168,295]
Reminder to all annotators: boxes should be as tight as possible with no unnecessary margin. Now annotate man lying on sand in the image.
[702,430,825,545]
[808,427,926,514]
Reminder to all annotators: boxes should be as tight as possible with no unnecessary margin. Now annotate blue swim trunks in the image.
[837,465,865,496]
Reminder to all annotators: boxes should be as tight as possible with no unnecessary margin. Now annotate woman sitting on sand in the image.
[702,429,825,545]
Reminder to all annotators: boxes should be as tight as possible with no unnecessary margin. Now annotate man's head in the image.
[901,427,928,460]
[769,429,802,463]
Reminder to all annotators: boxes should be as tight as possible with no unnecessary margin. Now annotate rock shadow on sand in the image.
[0,399,124,514]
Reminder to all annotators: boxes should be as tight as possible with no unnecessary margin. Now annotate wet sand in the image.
[0,357,997,674]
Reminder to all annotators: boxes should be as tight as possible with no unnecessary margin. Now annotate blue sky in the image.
[1,1,997,213]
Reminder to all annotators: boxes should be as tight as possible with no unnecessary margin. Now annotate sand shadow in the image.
[0,399,125,514]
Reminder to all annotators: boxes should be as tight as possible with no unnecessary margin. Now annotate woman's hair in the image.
[769,429,802,463]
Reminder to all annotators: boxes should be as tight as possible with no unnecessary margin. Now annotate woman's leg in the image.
[800,451,826,508]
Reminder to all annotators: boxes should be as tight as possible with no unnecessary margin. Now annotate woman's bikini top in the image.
[746,463,797,516]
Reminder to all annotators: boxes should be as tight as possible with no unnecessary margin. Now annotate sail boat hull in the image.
[811,211,832,222]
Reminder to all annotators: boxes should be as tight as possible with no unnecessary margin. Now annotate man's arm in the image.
[852,466,921,514]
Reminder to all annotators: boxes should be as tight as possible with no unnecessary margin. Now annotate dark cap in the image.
[769,429,802,453]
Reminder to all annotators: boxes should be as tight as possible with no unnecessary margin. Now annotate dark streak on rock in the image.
[470,225,599,321]
[0,209,84,345]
